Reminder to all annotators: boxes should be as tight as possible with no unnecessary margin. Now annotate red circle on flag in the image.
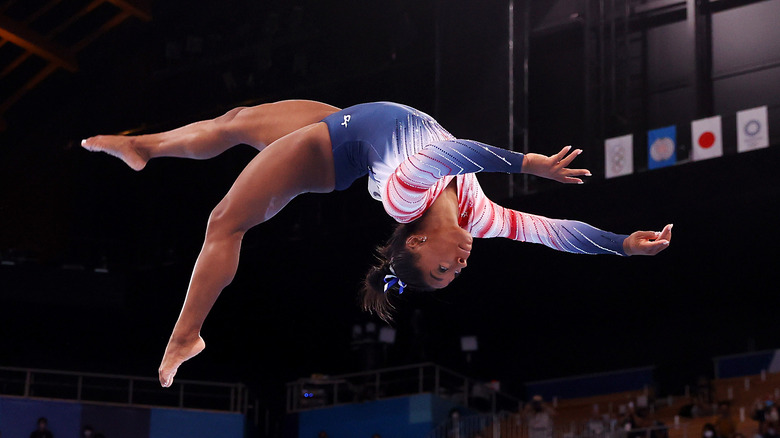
[698,131,715,149]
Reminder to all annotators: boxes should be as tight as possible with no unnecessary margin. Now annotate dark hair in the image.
[361,221,433,322]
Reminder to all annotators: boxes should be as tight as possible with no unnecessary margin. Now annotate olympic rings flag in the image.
[691,115,723,162]
[604,134,634,179]
[647,125,677,170]
[737,106,769,153]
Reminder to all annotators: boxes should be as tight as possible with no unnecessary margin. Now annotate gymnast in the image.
[81,100,672,387]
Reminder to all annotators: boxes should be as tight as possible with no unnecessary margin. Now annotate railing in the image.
[0,366,248,413]
[427,414,685,438]
[285,362,522,414]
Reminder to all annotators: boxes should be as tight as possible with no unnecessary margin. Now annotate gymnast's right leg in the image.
[157,122,336,387]
[81,100,340,170]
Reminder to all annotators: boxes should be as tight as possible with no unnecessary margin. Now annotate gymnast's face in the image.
[407,226,472,289]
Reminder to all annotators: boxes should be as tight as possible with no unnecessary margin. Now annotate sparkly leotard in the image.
[322,102,628,256]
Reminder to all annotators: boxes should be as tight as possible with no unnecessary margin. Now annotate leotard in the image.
[321,102,628,256]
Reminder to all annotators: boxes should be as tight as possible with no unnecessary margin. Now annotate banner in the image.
[604,134,634,179]
[647,126,677,169]
[737,106,769,152]
[691,115,723,161]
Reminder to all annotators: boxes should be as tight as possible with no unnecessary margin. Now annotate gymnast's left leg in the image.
[81,100,340,170]
[157,122,335,387]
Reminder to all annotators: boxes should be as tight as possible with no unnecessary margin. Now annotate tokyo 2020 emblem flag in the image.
[647,125,677,170]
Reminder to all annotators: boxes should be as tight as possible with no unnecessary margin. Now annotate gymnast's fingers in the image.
[557,148,583,168]
[657,224,673,243]
[553,145,572,162]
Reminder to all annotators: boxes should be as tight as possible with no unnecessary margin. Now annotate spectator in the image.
[372,435,382,438]
[523,395,555,438]
[754,396,780,437]
[715,401,737,438]
[585,406,609,438]
[30,417,53,438]
[81,426,94,438]
[703,423,718,438]
[318,431,329,438]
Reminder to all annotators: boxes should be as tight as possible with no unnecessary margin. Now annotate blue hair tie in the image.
[383,265,407,295]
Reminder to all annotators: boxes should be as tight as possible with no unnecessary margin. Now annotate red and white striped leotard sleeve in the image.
[382,139,628,256]
[460,175,628,256]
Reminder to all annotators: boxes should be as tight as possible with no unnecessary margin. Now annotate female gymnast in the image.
[81,100,672,387]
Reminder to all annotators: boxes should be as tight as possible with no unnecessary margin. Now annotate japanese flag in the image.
[737,106,769,153]
[691,115,723,161]
[604,134,634,179]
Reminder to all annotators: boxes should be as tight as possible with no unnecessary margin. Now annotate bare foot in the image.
[158,334,206,387]
[81,135,149,171]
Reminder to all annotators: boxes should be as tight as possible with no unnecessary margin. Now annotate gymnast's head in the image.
[361,220,472,322]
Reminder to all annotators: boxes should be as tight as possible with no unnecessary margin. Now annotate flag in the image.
[647,125,677,169]
[737,106,769,152]
[691,115,723,161]
[604,134,633,179]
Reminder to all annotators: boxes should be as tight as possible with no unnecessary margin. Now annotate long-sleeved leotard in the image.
[321,102,628,256]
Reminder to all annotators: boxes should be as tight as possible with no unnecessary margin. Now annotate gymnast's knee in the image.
[205,200,249,242]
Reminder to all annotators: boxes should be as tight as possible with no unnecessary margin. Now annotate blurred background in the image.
[0,0,779,435]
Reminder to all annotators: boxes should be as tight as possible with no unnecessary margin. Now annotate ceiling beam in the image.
[0,13,78,72]
[104,0,152,21]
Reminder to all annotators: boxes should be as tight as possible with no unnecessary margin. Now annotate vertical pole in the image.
[434,0,442,117]
[508,0,515,197]
[687,0,712,118]
[599,0,606,140]
[435,366,440,396]
[77,375,83,401]
[522,0,530,194]
[584,0,593,152]
[375,371,381,400]
[464,377,469,407]
[609,0,618,123]
[128,378,133,404]
[419,366,424,393]
[686,0,697,117]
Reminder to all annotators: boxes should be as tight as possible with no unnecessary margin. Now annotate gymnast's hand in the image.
[623,224,673,256]
[522,145,592,184]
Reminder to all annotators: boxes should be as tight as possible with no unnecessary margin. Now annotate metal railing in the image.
[427,414,686,438]
[0,366,249,413]
[285,362,522,414]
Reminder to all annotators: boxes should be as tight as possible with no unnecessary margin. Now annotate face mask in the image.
[704,431,714,438]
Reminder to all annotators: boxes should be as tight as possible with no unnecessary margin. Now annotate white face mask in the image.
[704,431,714,438]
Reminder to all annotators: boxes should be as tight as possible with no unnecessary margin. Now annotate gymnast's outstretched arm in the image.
[382,141,671,255]
[383,143,588,223]
[471,198,672,256]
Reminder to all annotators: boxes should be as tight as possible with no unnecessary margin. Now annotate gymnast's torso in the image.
[322,102,628,255]
[322,101,454,197]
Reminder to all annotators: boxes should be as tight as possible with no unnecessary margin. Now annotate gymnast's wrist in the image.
[521,153,536,175]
